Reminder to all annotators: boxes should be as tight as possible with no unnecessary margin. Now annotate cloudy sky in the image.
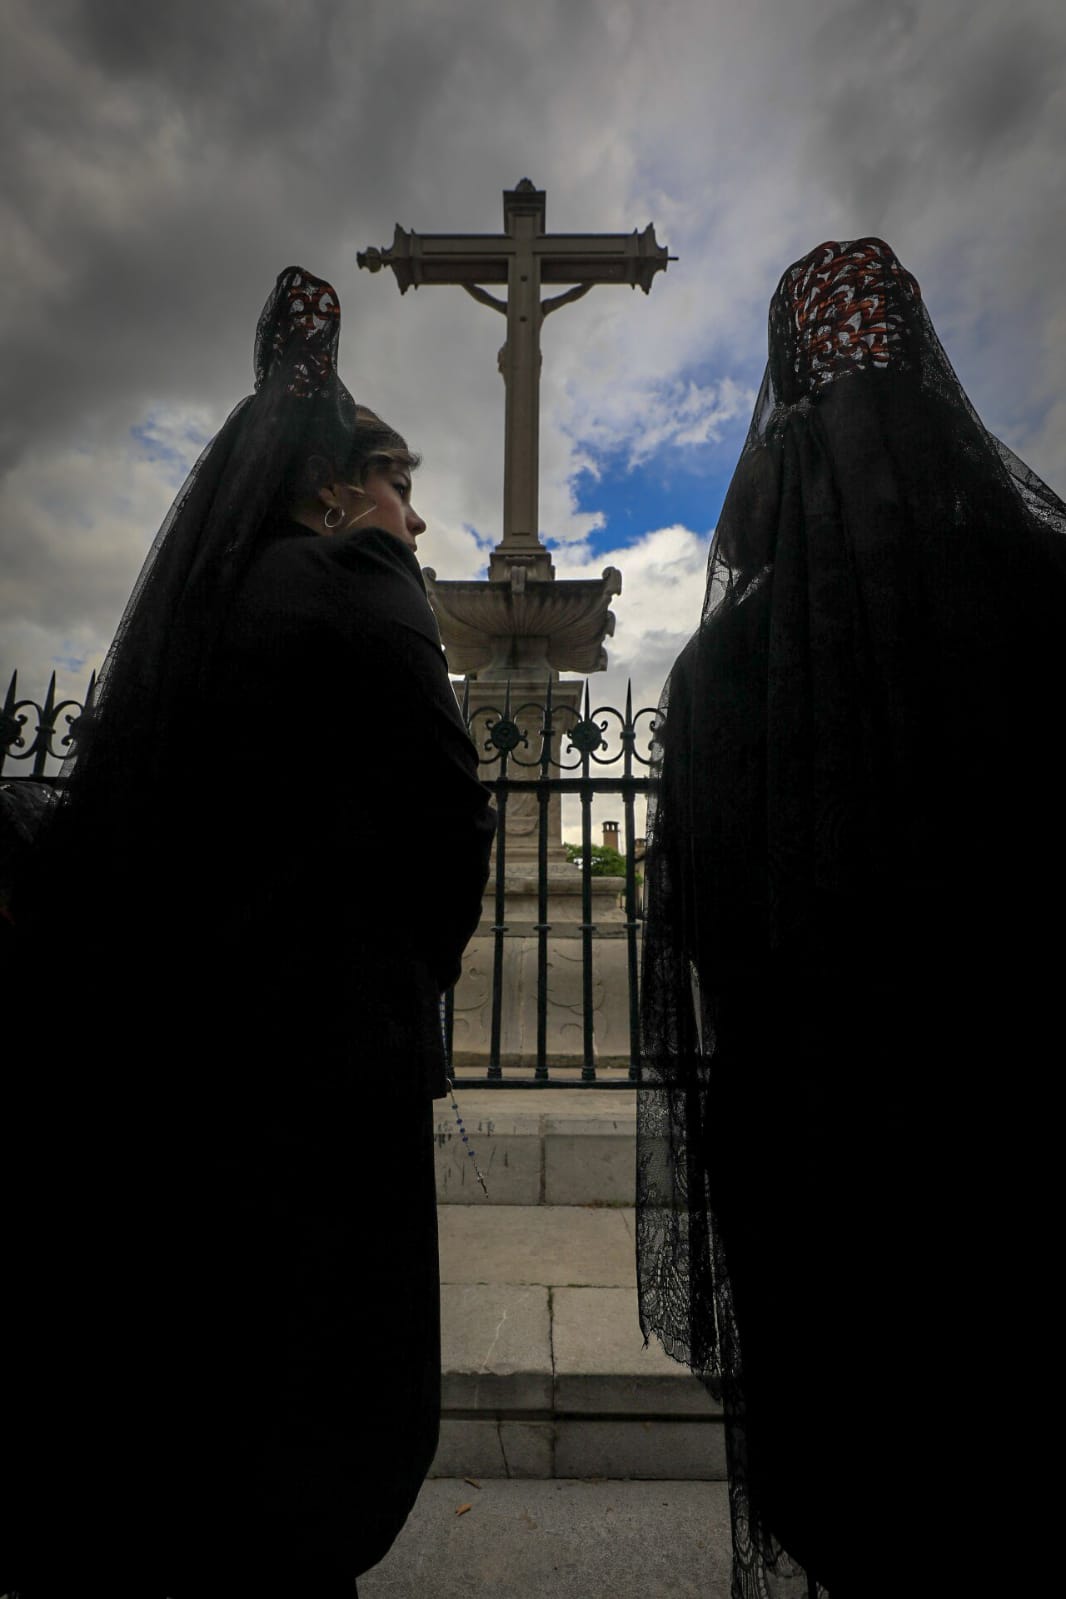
[2,0,1064,816]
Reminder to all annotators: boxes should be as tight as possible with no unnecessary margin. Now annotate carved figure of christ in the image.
[358,182,670,564]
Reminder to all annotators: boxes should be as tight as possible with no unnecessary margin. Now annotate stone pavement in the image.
[435,1087,637,1207]
[432,1090,723,1482]
[360,1478,731,1599]
[433,1204,722,1480]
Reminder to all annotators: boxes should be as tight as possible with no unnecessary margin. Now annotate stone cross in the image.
[358,179,672,579]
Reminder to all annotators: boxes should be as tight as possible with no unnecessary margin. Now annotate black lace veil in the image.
[637,239,1066,1595]
[21,266,408,927]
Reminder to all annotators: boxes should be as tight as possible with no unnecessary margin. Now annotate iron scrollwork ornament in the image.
[487,716,526,755]
[0,709,25,757]
[568,717,606,757]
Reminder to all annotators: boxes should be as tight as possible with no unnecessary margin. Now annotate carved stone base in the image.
[451,869,639,1072]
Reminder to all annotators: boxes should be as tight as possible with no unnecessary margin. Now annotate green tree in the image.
[563,842,626,877]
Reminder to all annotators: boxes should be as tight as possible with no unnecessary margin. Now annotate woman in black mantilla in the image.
[5,268,495,1596]
[637,239,1065,1597]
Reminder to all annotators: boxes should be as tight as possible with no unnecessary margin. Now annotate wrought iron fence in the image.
[449,676,657,1088]
[1,670,658,1088]
[0,671,96,779]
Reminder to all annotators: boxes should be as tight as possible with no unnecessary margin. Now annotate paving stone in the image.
[429,1102,720,1494]
[543,1125,635,1205]
[362,1478,732,1599]
[440,1284,552,1411]
[434,1098,544,1206]
[552,1287,719,1416]
[435,1090,638,1207]
[430,1421,554,1480]
[438,1204,636,1288]
[435,1125,542,1204]
[444,1091,635,1121]
[540,1108,636,1137]
[554,1418,727,1481]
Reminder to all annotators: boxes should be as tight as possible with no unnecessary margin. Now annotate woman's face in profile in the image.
[327,465,427,553]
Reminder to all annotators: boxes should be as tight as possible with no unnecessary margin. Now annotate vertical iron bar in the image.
[66,671,96,763]
[488,680,511,1081]
[535,674,553,1082]
[0,671,18,777]
[580,680,596,1083]
[32,673,57,777]
[622,681,641,1084]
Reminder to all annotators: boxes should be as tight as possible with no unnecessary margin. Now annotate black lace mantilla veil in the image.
[31,266,397,914]
[636,240,1066,1597]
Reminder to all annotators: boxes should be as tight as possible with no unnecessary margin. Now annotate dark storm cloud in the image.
[0,0,617,474]
[800,1,1065,212]
[932,16,1062,167]
[1,0,640,698]
[2,0,1063,719]
[759,0,1066,455]
[69,0,326,97]
[0,0,421,470]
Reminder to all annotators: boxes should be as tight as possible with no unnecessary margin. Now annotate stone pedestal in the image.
[424,563,623,866]
[425,532,632,1075]
[450,868,638,1072]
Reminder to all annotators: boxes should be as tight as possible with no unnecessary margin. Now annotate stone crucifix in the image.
[358,179,672,580]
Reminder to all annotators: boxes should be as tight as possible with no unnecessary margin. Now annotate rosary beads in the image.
[444,1079,489,1197]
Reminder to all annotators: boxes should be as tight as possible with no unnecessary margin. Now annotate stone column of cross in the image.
[358,179,672,580]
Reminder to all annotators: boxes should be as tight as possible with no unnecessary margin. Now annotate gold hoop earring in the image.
[323,505,345,530]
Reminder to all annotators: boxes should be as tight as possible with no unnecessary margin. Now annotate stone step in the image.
[432,1204,723,1482]
[435,1089,636,1206]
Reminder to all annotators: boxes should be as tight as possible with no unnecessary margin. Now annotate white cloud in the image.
[561,375,756,474]
[552,522,713,843]
[554,522,712,712]
[130,406,215,486]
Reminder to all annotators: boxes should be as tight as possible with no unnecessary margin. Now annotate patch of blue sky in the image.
[51,648,88,675]
[554,417,748,560]
[130,409,213,487]
[551,351,760,555]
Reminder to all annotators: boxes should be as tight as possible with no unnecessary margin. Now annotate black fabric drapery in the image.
[4,269,495,1594]
[19,268,369,935]
[637,239,1065,1596]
